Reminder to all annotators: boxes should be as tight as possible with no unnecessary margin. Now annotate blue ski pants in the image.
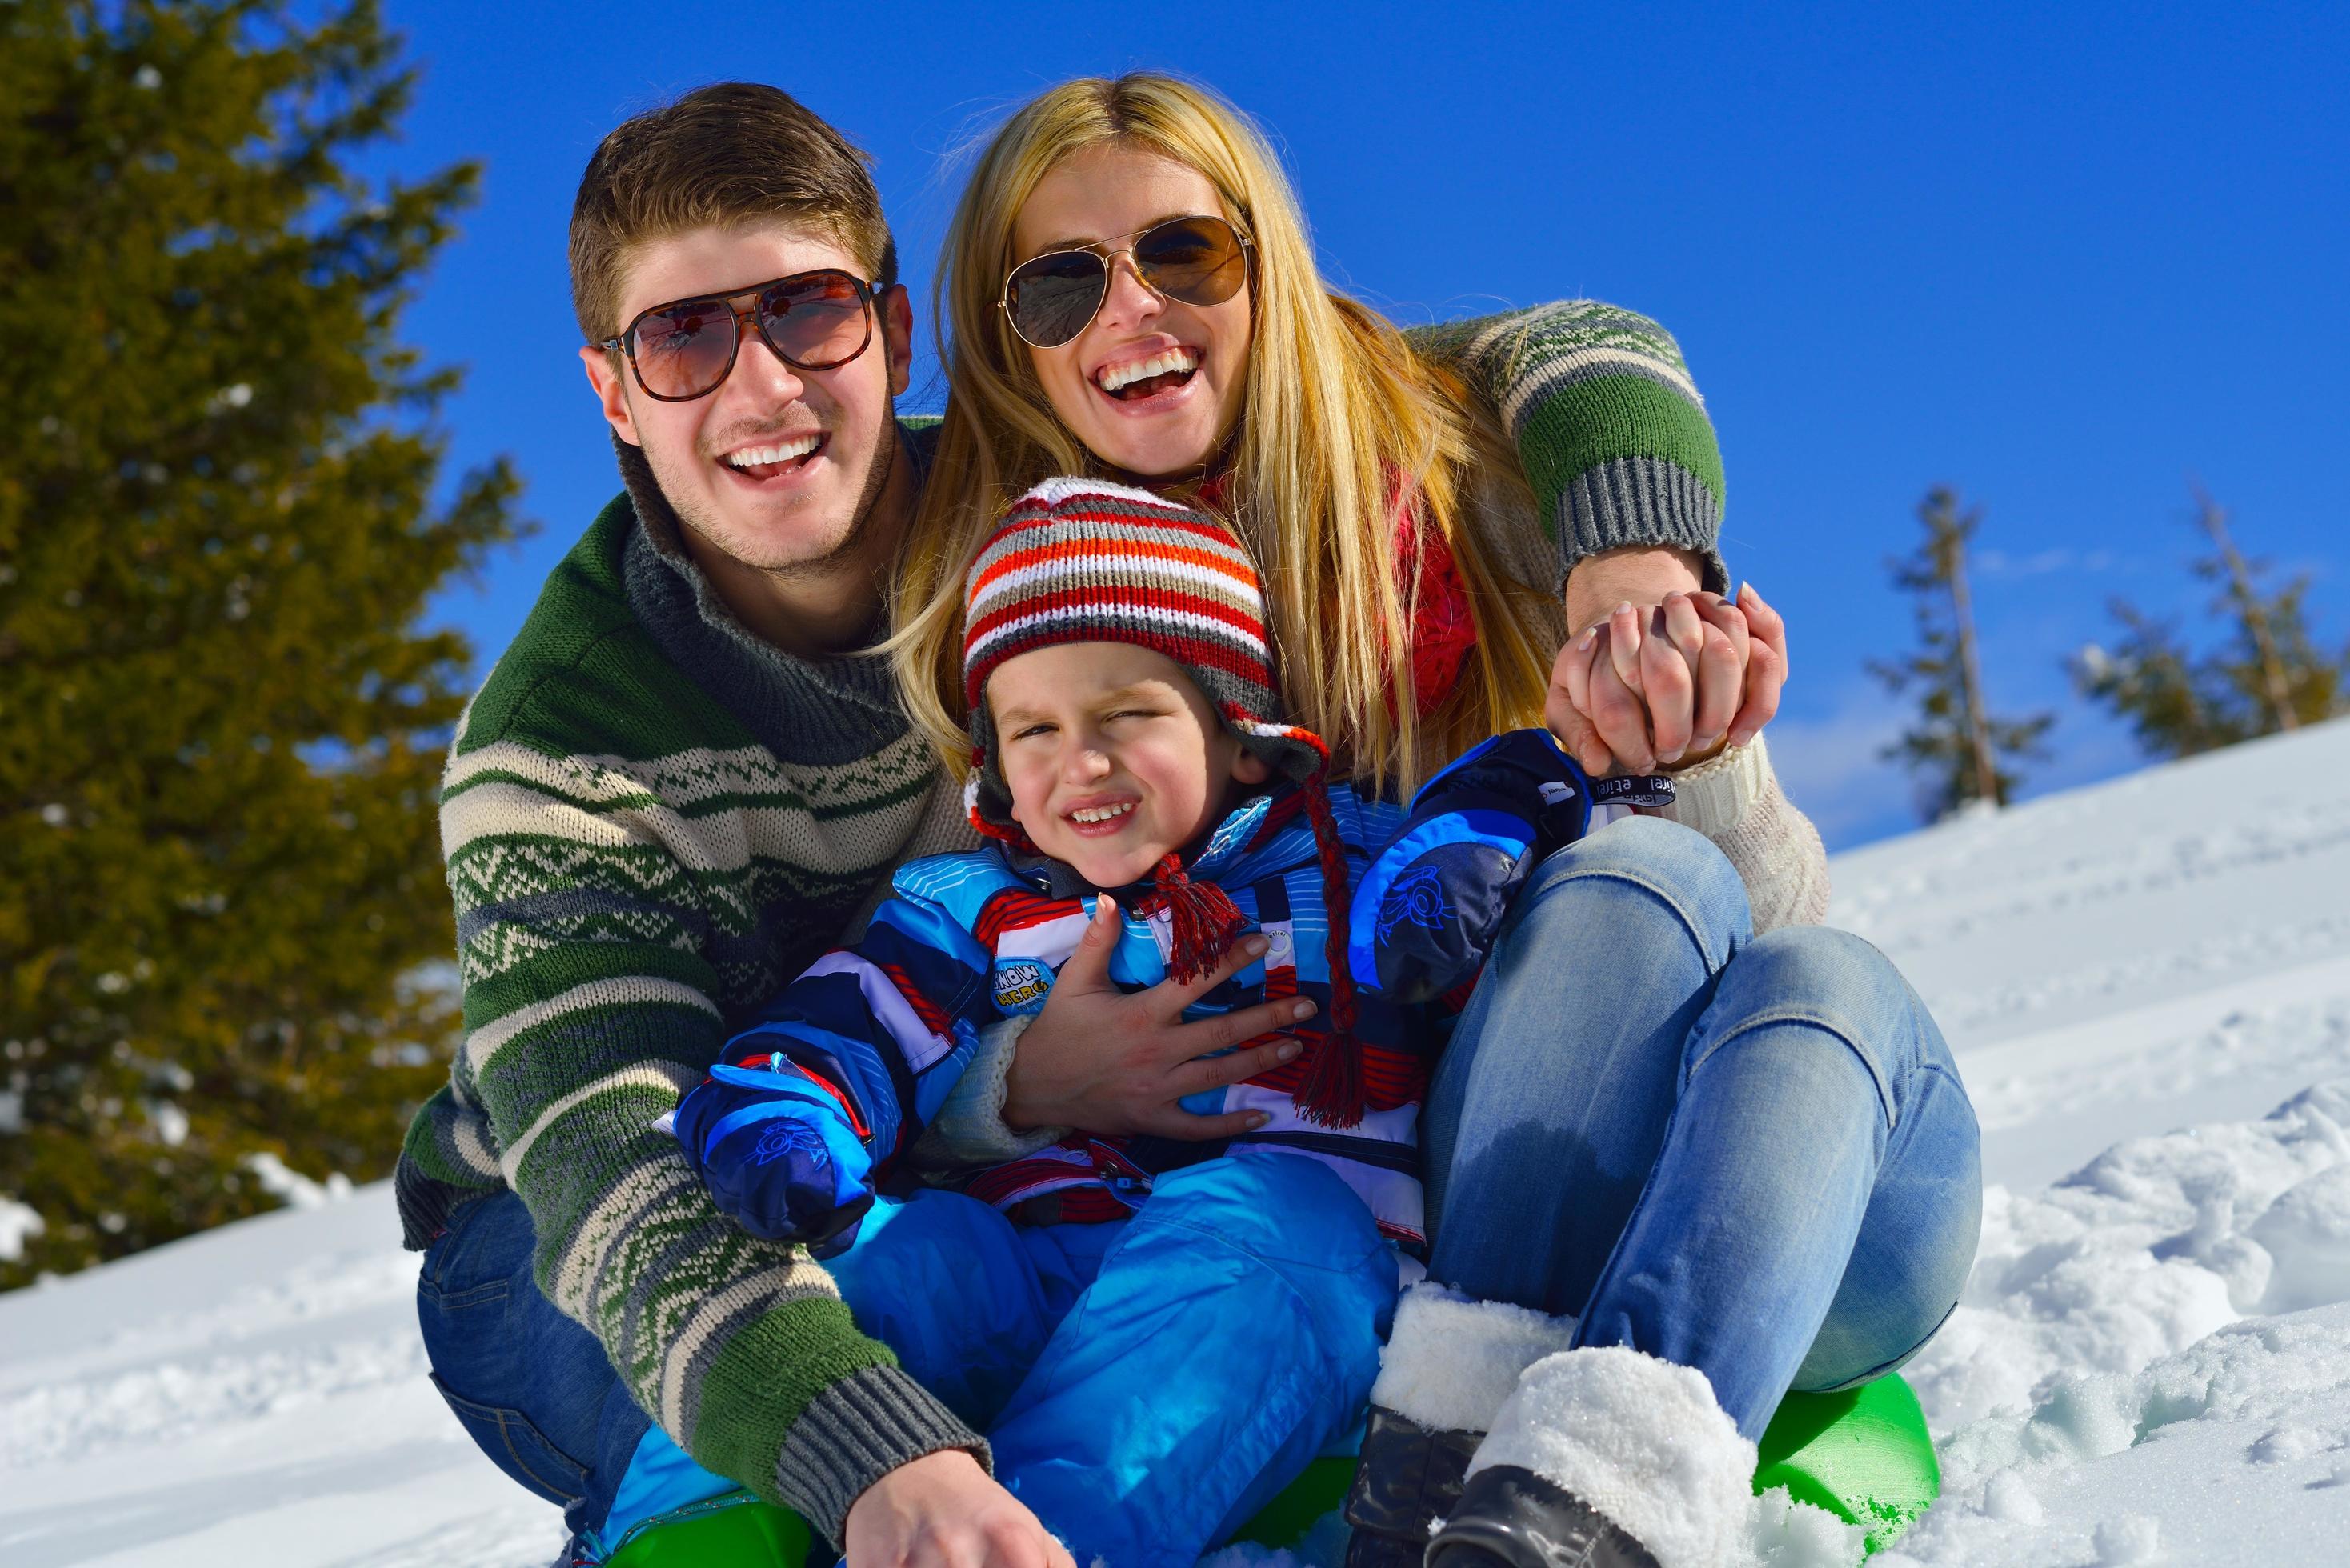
[417,1149,1392,1564]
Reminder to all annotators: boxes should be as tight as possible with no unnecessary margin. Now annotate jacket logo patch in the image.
[994,959,1052,1012]
[1377,865,1452,943]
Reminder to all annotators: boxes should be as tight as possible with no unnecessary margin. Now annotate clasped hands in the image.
[1546,552,1787,778]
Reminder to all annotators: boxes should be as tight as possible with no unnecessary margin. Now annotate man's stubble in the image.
[664,391,903,586]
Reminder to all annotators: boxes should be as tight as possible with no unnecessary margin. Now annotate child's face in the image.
[988,642,1272,888]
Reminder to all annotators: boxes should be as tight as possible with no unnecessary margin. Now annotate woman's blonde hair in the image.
[892,72,1554,794]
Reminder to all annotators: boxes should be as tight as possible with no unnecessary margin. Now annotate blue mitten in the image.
[1350,730,1670,1004]
[674,1054,878,1257]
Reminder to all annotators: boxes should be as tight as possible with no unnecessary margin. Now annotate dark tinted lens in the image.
[1135,218,1247,307]
[757,272,872,370]
[630,299,738,398]
[1006,250,1110,347]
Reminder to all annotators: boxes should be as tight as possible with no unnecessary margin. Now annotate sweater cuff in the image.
[1558,457,1729,596]
[775,1364,991,1548]
[1655,734,1770,839]
[914,1013,1069,1167]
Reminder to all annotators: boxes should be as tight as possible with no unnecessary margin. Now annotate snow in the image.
[3,717,2349,1566]
[0,1197,41,1263]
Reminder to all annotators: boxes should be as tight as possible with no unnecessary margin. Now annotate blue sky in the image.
[374,0,2348,847]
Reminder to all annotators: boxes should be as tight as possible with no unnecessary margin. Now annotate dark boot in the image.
[1424,1465,1662,1568]
[1342,1406,1486,1568]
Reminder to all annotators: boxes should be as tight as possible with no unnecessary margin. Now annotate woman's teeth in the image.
[1097,348,1199,394]
[726,434,822,469]
[1069,802,1136,824]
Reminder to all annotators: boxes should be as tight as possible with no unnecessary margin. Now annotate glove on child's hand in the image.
[674,1056,877,1258]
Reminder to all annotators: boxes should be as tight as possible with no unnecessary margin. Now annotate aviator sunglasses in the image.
[598,268,885,402]
[999,214,1253,350]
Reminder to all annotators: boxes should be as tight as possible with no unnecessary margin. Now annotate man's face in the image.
[580,223,913,574]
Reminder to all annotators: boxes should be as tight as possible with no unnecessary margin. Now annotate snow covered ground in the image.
[5,718,2349,1567]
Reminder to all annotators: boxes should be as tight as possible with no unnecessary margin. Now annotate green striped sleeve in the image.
[1407,300,1729,592]
[438,738,975,1540]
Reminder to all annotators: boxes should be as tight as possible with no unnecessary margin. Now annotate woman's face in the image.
[1011,146,1253,477]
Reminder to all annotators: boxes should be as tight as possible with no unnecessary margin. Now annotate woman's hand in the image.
[1547,586,1788,775]
[1003,898,1315,1138]
[843,1450,1075,1568]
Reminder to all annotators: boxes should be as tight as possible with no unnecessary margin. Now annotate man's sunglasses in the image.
[998,215,1252,350]
[598,269,885,402]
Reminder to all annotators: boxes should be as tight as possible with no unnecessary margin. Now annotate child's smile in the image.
[987,642,1271,888]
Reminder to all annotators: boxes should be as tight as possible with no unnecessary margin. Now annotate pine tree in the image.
[1869,487,2053,821]
[0,1,523,1286]
[2075,486,2345,760]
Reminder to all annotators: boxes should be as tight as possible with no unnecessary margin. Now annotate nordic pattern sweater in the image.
[392,299,1815,1543]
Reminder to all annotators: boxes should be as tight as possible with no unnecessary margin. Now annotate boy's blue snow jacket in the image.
[674,730,1598,1262]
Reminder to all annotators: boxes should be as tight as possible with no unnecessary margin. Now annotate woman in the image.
[891,74,1980,1568]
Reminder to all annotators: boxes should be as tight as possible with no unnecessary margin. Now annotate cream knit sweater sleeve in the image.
[1650,733,1831,932]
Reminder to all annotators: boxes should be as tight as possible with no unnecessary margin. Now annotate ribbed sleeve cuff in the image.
[913,1014,1069,1168]
[1656,734,1770,839]
[1559,456,1729,595]
[775,1365,991,1548]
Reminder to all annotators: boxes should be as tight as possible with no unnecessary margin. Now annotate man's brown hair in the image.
[569,82,897,344]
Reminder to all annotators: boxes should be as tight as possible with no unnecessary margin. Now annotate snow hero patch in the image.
[993,958,1053,1014]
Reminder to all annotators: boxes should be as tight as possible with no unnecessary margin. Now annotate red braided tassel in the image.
[1141,853,1247,982]
[1295,782,1367,1129]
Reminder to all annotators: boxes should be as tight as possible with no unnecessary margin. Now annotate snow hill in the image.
[6,719,2350,1568]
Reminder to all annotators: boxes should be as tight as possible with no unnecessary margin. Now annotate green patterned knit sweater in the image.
[394,299,1727,1542]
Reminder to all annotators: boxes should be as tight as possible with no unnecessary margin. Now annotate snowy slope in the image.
[5,718,2349,1567]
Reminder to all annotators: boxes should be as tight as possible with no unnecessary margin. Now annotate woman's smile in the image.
[1092,341,1203,402]
[1013,146,1252,476]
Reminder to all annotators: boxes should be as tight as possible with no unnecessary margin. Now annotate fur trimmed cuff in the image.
[1368,1282,1579,1435]
[1470,1346,1756,1568]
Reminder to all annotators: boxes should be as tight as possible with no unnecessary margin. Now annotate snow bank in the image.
[1883,1078,2350,1565]
[1906,1078,2350,1433]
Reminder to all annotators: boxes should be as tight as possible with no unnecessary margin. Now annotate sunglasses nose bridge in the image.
[1095,248,1167,323]
[731,303,817,396]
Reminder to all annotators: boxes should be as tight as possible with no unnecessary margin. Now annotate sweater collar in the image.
[612,431,914,766]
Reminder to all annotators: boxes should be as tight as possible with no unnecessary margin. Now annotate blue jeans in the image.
[1422,815,1982,1438]
[414,1187,679,1551]
[418,1150,1391,1564]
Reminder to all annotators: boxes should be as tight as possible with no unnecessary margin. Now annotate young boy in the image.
[672,478,1623,1565]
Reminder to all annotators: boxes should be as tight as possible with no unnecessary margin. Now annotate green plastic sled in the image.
[604,1374,1939,1566]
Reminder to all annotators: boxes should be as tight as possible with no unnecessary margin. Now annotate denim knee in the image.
[1694,926,1932,1130]
[1516,815,1751,974]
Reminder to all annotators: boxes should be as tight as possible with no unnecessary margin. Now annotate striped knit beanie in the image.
[963,476,1367,1126]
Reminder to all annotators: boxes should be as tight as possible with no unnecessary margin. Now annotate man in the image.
[402,81,1768,1567]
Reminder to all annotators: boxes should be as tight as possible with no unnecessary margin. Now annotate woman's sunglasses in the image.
[998,215,1252,350]
[598,269,884,402]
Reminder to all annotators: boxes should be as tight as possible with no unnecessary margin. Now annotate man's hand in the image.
[1002,897,1315,1138]
[843,1450,1074,1568]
